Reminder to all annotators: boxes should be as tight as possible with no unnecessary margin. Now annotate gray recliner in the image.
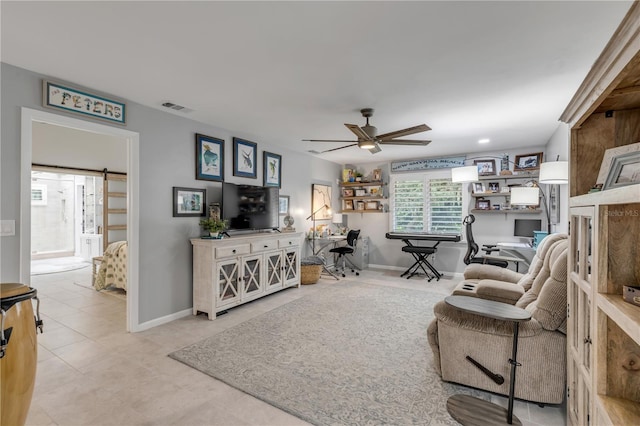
[427,235,568,404]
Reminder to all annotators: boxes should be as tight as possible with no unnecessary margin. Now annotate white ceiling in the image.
[1,1,633,165]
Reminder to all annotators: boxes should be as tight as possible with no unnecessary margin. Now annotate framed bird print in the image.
[263,151,281,188]
[196,133,224,181]
[233,137,257,178]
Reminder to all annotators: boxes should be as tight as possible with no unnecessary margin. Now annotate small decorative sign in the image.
[43,80,126,125]
[391,156,465,173]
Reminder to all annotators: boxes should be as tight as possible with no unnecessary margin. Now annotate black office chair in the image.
[329,229,361,277]
[463,215,508,268]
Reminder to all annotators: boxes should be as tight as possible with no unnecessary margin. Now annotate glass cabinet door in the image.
[265,251,283,291]
[216,258,240,307]
[242,254,263,300]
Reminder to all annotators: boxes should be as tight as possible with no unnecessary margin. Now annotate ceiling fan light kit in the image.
[303,108,431,154]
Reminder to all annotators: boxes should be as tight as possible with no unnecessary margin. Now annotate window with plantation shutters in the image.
[391,172,464,234]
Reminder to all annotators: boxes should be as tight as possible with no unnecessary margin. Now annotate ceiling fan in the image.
[303,108,431,154]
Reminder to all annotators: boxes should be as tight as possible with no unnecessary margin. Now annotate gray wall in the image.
[544,122,570,234]
[0,62,341,323]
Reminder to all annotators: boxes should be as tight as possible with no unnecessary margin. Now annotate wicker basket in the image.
[300,256,323,285]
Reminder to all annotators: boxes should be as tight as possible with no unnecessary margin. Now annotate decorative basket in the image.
[301,256,323,285]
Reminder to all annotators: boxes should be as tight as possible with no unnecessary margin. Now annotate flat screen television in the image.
[222,182,279,231]
[514,219,542,238]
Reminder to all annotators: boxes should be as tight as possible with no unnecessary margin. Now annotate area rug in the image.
[169,282,485,425]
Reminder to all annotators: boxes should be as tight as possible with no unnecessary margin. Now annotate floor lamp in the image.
[306,204,330,255]
[452,160,568,234]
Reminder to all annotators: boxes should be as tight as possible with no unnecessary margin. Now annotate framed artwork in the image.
[311,184,332,220]
[233,137,257,178]
[279,195,290,215]
[369,186,381,196]
[475,199,490,210]
[344,200,354,210]
[173,187,206,217]
[473,183,485,193]
[343,188,355,197]
[596,142,640,185]
[488,182,500,192]
[474,159,496,176]
[603,151,640,190]
[42,80,126,125]
[263,151,281,188]
[372,168,382,181]
[356,201,365,211]
[514,152,543,171]
[355,189,366,197]
[196,133,224,181]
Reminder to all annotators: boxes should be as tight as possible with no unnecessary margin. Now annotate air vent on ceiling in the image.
[161,101,193,113]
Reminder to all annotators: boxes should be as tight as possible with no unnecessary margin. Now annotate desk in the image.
[496,243,537,271]
[444,295,531,426]
[385,232,461,281]
[307,235,346,280]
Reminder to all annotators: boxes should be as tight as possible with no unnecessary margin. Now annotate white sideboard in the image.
[191,232,303,320]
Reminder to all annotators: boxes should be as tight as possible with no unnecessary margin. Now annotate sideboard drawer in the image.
[278,238,299,248]
[251,240,278,253]
[216,244,250,258]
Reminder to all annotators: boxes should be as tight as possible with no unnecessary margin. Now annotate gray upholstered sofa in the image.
[427,234,568,404]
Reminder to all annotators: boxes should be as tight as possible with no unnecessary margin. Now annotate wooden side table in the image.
[443,295,532,426]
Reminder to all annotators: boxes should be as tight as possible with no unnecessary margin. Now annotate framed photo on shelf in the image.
[195,133,224,182]
[173,187,206,217]
[602,151,640,190]
[475,199,490,210]
[263,151,281,188]
[356,201,365,211]
[514,152,543,171]
[355,189,366,197]
[488,182,500,192]
[474,159,496,176]
[344,200,354,210]
[365,201,379,210]
[233,137,257,178]
[473,182,485,193]
[343,188,355,197]
[596,142,640,185]
[369,186,381,196]
[372,168,382,181]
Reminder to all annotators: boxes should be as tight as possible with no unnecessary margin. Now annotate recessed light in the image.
[478,138,490,144]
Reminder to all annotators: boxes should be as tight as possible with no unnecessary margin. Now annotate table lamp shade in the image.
[539,161,568,184]
[451,165,479,183]
[332,213,343,224]
[510,187,540,206]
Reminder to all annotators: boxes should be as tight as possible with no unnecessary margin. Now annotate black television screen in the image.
[222,182,279,231]
[514,219,542,238]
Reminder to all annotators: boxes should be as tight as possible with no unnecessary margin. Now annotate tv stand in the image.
[191,232,303,319]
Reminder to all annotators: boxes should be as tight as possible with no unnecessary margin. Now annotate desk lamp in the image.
[332,213,344,234]
[306,204,331,253]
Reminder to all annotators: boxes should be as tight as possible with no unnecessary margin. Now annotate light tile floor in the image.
[22,267,566,426]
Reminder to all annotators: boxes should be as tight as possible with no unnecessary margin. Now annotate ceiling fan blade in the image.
[318,143,358,153]
[377,124,431,140]
[379,139,431,146]
[368,143,382,154]
[345,123,372,140]
[302,139,358,143]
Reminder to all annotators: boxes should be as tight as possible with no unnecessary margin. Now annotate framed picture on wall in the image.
[233,137,257,178]
[474,159,496,176]
[279,195,289,215]
[263,151,281,188]
[195,133,224,182]
[173,187,206,217]
[514,152,543,171]
[311,184,332,220]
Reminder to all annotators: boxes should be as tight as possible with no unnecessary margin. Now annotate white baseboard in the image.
[133,308,192,332]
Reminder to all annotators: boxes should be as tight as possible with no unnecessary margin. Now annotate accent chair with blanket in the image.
[427,234,568,404]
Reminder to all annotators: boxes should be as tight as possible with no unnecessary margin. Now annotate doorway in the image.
[20,108,140,331]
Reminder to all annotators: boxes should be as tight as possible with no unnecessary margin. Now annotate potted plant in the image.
[199,217,227,237]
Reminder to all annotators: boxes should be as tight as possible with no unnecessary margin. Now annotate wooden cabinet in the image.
[470,173,543,215]
[339,181,386,213]
[561,5,640,424]
[191,232,302,319]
